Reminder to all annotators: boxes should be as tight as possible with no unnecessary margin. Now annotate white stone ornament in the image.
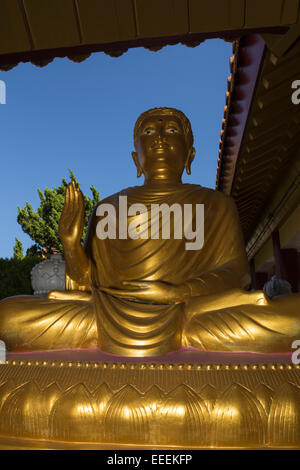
[31,253,66,297]
[263,275,292,299]
[0,340,5,364]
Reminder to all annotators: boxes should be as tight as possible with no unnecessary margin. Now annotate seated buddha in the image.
[0,107,299,356]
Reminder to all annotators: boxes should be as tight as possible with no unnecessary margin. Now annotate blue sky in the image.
[0,39,231,258]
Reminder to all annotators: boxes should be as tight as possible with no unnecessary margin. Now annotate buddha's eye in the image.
[143,128,155,135]
[166,128,179,134]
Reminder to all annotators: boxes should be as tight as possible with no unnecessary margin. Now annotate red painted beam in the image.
[216,34,266,194]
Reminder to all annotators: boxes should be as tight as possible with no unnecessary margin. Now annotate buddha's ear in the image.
[131,151,143,178]
[185,147,195,175]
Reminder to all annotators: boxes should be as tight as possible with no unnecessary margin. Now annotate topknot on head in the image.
[133,107,194,149]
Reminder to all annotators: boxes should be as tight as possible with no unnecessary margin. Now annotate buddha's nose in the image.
[156,129,166,142]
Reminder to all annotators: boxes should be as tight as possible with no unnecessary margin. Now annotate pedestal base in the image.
[0,350,299,449]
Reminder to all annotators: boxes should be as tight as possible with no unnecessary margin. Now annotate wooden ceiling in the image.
[0,0,298,69]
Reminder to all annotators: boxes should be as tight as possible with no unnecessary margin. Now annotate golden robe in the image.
[0,184,299,354]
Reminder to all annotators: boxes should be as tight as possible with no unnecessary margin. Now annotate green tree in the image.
[13,238,24,260]
[0,256,41,300]
[17,170,100,254]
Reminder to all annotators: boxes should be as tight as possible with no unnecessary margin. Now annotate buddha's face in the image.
[133,114,195,183]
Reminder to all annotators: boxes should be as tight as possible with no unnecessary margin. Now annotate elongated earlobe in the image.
[185,147,195,175]
[132,151,143,178]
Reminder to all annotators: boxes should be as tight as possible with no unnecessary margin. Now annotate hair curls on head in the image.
[133,107,194,150]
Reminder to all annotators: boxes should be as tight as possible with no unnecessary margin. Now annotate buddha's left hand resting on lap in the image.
[0,107,299,355]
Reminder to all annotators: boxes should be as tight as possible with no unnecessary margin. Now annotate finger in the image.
[73,181,79,210]
[70,190,84,230]
[60,186,70,224]
[100,287,145,297]
[63,184,70,210]
[77,188,85,217]
[69,180,75,215]
[48,290,60,299]
[72,179,77,189]
[122,281,150,289]
[78,188,85,211]
[100,289,138,301]
[63,186,73,226]
[100,287,135,295]
[73,183,84,224]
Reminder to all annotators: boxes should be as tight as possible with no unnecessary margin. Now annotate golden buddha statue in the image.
[0,107,299,356]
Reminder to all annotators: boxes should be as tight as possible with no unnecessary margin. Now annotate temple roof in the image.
[0,0,296,70]
[216,32,300,256]
[1,0,300,258]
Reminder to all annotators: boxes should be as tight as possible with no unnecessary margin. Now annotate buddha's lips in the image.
[151,144,170,150]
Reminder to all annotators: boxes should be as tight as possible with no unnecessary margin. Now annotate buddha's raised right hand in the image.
[59,180,85,247]
[59,181,91,288]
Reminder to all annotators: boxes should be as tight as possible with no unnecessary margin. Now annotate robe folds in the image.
[85,183,249,355]
[0,183,299,354]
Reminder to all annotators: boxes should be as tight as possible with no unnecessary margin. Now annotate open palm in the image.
[59,181,85,246]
